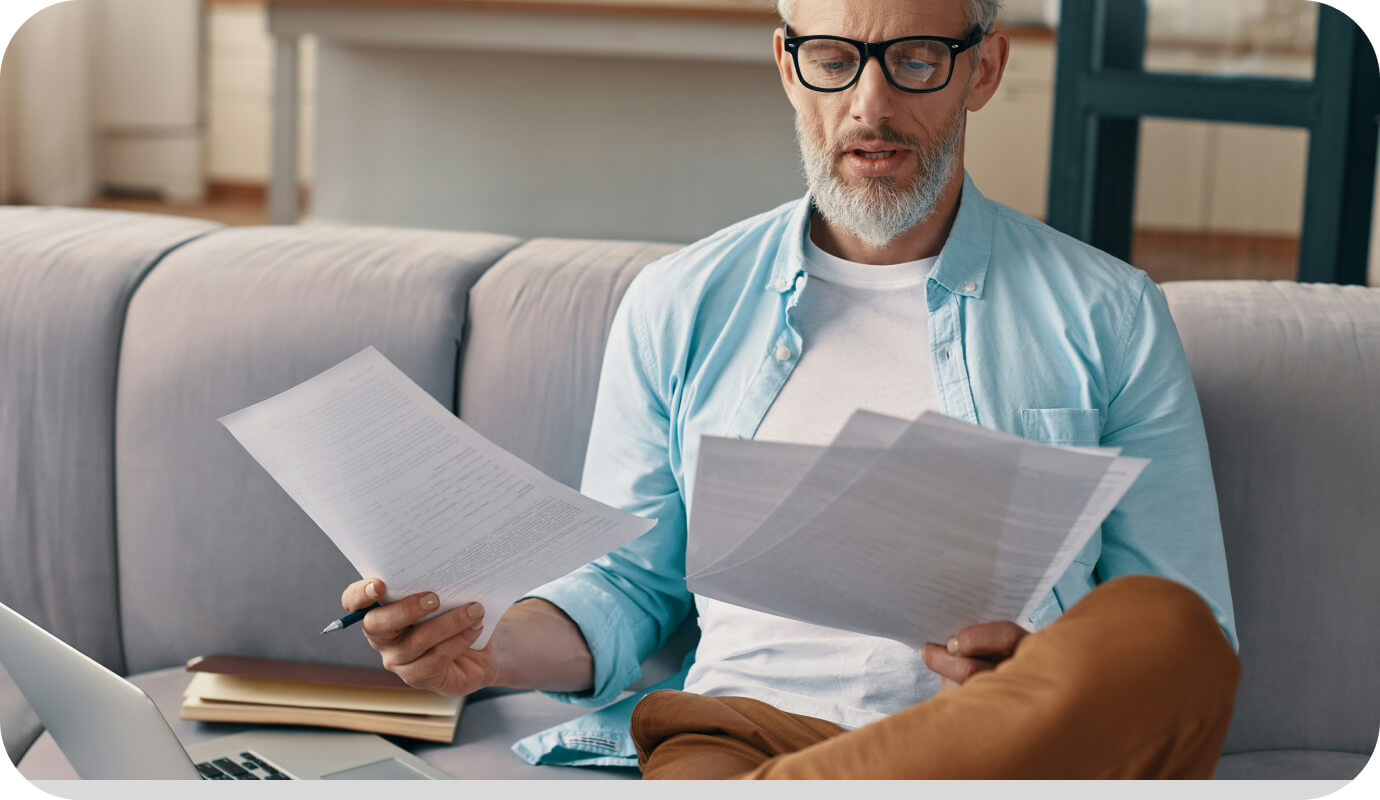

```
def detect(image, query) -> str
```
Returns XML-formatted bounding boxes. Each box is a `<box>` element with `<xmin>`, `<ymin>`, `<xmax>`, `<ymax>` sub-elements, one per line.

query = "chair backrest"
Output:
<box><xmin>1163</xmin><ymin>280</ymin><xmax>1380</xmax><ymax>757</ymax></box>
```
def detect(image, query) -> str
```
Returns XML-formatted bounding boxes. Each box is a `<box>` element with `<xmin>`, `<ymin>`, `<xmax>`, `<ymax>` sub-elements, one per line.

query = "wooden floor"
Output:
<box><xmin>87</xmin><ymin>191</ymin><xmax>1300</xmax><ymax>284</ymax></box>
<box><xmin>1131</xmin><ymin>229</ymin><xmax>1298</xmax><ymax>283</ymax></box>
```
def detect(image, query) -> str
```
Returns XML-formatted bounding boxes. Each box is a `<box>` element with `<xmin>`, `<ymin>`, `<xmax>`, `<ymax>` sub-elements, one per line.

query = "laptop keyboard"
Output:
<box><xmin>195</xmin><ymin>751</ymin><xmax>293</xmax><ymax>780</ymax></box>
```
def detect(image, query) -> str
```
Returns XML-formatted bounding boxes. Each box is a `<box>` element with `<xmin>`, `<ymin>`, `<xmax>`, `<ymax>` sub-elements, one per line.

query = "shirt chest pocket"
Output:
<box><xmin>1019</xmin><ymin>408</ymin><xmax>1103</xmax><ymax>447</ymax></box>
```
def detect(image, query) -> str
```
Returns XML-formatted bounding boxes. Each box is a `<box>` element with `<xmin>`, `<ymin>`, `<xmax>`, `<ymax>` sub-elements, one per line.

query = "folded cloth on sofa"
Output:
<box><xmin>511</xmin><ymin>661</ymin><xmax>690</xmax><ymax>769</ymax></box>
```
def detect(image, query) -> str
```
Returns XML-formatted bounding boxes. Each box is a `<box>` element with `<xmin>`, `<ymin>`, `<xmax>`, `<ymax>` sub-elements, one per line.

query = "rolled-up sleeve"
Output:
<box><xmin>524</xmin><ymin>276</ymin><xmax>694</xmax><ymax>707</ymax></box>
<box><xmin>1098</xmin><ymin>274</ymin><xmax>1238</xmax><ymax>649</ymax></box>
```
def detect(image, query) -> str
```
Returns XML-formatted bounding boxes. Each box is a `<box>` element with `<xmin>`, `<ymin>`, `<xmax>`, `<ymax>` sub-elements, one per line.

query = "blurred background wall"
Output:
<box><xmin>0</xmin><ymin>0</ymin><xmax>95</xmax><ymax>207</ymax></box>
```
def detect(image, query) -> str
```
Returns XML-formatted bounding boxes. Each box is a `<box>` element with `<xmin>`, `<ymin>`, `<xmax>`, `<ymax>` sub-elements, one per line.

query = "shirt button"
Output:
<box><xmin>775</xmin><ymin>346</ymin><xmax>792</xmax><ymax>361</ymax></box>
<box><xmin>795</xmin><ymin>276</ymin><xmax>806</xmax><ymax>291</ymax></box>
<box><xmin>964</xmin><ymin>282</ymin><xmax>976</xmax><ymax>293</ymax></box>
<box><xmin>774</xmin><ymin>279</ymin><xmax>789</xmax><ymax>290</ymax></box>
<box><xmin>938</xmin><ymin>348</ymin><xmax>950</xmax><ymax>362</ymax></box>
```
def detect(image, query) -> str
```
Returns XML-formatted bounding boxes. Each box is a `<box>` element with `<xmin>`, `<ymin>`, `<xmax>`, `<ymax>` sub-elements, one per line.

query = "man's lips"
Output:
<box><xmin>840</xmin><ymin>139</ymin><xmax>910</xmax><ymax>157</ymax></box>
<box><xmin>839</xmin><ymin>141</ymin><xmax>911</xmax><ymax>177</ymax></box>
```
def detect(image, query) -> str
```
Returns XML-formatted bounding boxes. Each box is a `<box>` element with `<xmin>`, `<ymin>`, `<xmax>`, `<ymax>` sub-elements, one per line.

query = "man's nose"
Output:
<box><xmin>848</xmin><ymin>56</ymin><xmax>895</xmax><ymax>127</ymax></box>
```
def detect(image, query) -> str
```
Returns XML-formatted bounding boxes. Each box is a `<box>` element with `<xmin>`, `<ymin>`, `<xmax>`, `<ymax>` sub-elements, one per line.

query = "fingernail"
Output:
<box><xmin>365</xmin><ymin>582</ymin><xmax>379</xmax><ymax>599</ymax></box>
<box><xmin>468</xmin><ymin>604</ymin><xmax>484</xmax><ymax>620</ymax></box>
<box><xmin>947</xmin><ymin>637</ymin><xmax>959</xmax><ymax>655</ymax></box>
<box><xmin>421</xmin><ymin>593</ymin><xmax>439</xmax><ymax>609</ymax></box>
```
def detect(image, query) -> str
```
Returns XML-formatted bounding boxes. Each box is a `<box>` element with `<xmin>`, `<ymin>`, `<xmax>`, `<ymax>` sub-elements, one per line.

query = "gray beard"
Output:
<box><xmin>797</xmin><ymin>109</ymin><xmax>964</xmax><ymax>250</ymax></box>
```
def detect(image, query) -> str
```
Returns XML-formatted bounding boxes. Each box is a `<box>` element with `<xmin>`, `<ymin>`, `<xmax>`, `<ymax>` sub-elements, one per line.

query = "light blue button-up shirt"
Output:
<box><xmin>526</xmin><ymin>172</ymin><xmax>1237</xmax><ymax>715</ymax></box>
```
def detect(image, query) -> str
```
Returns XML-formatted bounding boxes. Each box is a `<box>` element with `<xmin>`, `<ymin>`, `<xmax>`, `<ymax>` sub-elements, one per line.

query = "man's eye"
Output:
<box><xmin>812</xmin><ymin>59</ymin><xmax>857</xmax><ymax>73</ymax></box>
<box><xmin>899</xmin><ymin>61</ymin><xmax>937</xmax><ymax>76</ymax></box>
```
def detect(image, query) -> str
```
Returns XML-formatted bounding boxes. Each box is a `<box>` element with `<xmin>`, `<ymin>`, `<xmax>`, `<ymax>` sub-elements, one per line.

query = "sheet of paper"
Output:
<box><xmin>687</xmin><ymin>412</ymin><xmax>1144</xmax><ymax>647</ymax></box>
<box><xmin>219</xmin><ymin>347</ymin><xmax>654</xmax><ymax>648</ymax></box>
<box><xmin>692</xmin><ymin>410</ymin><xmax>914</xmax><ymax>577</ymax></box>
<box><xmin>686</xmin><ymin>438</ymin><xmax>824</xmax><ymax>577</ymax></box>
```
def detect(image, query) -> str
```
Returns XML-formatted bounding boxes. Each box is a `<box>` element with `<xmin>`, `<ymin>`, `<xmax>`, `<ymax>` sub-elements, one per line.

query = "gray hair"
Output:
<box><xmin>776</xmin><ymin>1</ymin><xmax>1003</xmax><ymax>35</ymax></box>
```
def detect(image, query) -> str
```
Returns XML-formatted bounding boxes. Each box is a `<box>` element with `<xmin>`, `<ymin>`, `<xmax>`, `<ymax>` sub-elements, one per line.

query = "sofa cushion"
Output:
<box><xmin>460</xmin><ymin>238</ymin><xmax>681</xmax><ymax>491</ymax></box>
<box><xmin>1163</xmin><ymin>281</ymin><xmax>1380</xmax><ymax>760</ymax></box>
<box><xmin>113</xmin><ymin>224</ymin><xmax>519</xmax><ymax>674</ymax></box>
<box><xmin>1213</xmin><ymin>749</ymin><xmax>1371</xmax><ymax>780</ymax></box>
<box><xmin>0</xmin><ymin>207</ymin><xmax>219</xmax><ymax>677</ymax></box>
<box><xmin>16</xmin><ymin>666</ymin><xmax>634</xmax><ymax>780</ymax></box>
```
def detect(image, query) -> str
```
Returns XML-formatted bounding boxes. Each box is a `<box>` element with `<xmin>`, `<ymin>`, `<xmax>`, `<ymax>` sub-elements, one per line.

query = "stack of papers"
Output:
<box><xmin>686</xmin><ymin>410</ymin><xmax>1147</xmax><ymax>647</ymax></box>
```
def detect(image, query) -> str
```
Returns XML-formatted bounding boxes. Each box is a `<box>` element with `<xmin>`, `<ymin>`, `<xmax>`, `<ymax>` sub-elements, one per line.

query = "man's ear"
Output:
<box><xmin>965</xmin><ymin>30</ymin><xmax>1010</xmax><ymax>113</ymax></box>
<box><xmin>774</xmin><ymin>26</ymin><xmax>803</xmax><ymax>112</ymax></box>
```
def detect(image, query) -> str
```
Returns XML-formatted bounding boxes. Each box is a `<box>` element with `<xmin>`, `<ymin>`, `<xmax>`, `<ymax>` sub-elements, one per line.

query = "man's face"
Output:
<box><xmin>777</xmin><ymin>0</ymin><xmax>983</xmax><ymax>248</ymax></box>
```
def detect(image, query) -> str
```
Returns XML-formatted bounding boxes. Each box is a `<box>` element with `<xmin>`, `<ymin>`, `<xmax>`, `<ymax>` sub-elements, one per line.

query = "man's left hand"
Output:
<box><xmin>921</xmin><ymin>621</ymin><xmax>1029</xmax><ymax>691</ymax></box>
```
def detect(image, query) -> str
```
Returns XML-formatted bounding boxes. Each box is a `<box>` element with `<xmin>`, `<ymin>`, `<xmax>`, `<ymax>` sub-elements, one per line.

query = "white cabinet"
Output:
<box><xmin>1135</xmin><ymin>120</ymin><xmax>1215</xmax><ymax>230</ymax></box>
<box><xmin>1137</xmin><ymin>45</ymin><xmax>1311</xmax><ymax>235</ymax></box>
<box><xmin>965</xmin><ymin>37</ymin><xmax>1056</xmax><ymax>219</ymax></box>
<box><xmin>90</xmin><ymin>0</ymin><xmax>205</xmax><ymax>202</ymax></box>
<box><xmin>966</xmin><ymin>80</ymin><xmax>1054</xmax><ymax>219</ymax></box>
<box><xmin>207</xmin><ymin>3</ymin><xmax>316</xmax><ymax>184</ymax></box>
<box><xmin>1206</xmin><ymin>123</ymin><xmax>1309</xmax><ymax>234</ymax></box>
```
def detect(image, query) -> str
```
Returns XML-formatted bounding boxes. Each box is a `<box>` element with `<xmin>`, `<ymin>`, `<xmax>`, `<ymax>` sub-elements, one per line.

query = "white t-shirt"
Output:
<box><xmin>683</xmin><ymin>234</ymin><xmax>946</xmax><ymax>730</ymax></box>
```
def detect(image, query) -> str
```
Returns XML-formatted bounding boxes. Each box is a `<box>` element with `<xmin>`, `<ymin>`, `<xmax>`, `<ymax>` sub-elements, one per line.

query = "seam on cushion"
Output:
<box><xmin>453</xmin><ymin>238</ymin><xmax>525</xmax><ymax>419</ymax></box>
<box><xmin>110</xmin><ymin>226</ymin><xmax>221</xmax><ymax>676</ymax></box>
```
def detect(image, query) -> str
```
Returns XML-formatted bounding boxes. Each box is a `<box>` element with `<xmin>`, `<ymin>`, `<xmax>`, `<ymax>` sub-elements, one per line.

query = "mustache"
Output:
<box><xmin>832</xmin><ymin>126</ymin><xmax>927</xmax><ymax>152</ymax></box>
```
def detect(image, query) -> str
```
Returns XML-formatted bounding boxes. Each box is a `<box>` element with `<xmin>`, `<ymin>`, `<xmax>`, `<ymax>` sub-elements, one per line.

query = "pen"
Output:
<box><xmin>320</xmin><ymin>602</ymin><xmax>380</xmax><ymax>635</ymax></box>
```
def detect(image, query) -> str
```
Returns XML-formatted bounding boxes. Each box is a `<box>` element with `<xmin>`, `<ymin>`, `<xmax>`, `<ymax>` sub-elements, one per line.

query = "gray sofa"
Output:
<box><xmin>0</xmin><ymin>206</ymin><xmax>1375</xmax><ymax>780</ymax></box>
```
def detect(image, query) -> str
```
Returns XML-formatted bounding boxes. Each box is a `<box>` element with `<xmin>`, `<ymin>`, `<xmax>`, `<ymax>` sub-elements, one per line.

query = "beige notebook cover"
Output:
<box><xmin>180</xmin><ymin>697</ymin><xmax>459</xmax><ymax>743</ymax></box>
<box><xmin>184</xmin><ymin>672</ymin><xmax>461</xmax><ymax>717</ymax></box>
<box><xmin>180</xmin><ymin>654</ymin><xmax>462</xmax><ymax>743</ymax></box>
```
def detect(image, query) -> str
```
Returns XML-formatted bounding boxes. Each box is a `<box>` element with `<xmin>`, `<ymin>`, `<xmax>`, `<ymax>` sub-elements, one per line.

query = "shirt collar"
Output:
<box><xmin>766</xmin><ymin>170</ymin><xmax>993</xmax><ymax>299</ymax></box>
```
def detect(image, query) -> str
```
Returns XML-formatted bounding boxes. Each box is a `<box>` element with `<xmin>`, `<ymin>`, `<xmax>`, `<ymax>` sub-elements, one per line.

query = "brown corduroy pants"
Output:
<box><xmin>631</xmin><ymin>575</ymin><xmax>1241</xmax><ymax>779</ymax></box>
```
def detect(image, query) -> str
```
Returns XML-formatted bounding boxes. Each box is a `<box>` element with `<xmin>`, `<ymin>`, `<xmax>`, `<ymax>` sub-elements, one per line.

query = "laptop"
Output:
<box><xmin>0</xmin><ymin>601</ymin><xmax>451</xmax><ymax>780</ymax></box>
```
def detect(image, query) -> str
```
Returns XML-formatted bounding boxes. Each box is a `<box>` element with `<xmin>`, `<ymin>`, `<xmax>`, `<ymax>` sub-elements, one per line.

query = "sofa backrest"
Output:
<box><xmin>1163</xmin><ymin>281</ymin><xmax>1380</xmax><ymax>758</ymax></box>
<box><xmin>111</xmin><ymin>224</ymin><xmax>518</xmax><ymax>674</ymax></box>
<box><xmin>5</xmin><ymin>206</ymin><xmax>1376</xmax><ymax>761</ymax></box>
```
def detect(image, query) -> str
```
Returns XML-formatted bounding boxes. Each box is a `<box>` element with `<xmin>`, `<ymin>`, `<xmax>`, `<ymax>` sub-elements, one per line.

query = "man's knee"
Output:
<box><xmin>1070</xmin><ymin>576</ymin><xmax>1240</xmax><ymax>709</ymax></box>
<box><xmin>1088</xmin><ymin>575</ymin><xmax>1230</xmax><ymax>646</ymax></box>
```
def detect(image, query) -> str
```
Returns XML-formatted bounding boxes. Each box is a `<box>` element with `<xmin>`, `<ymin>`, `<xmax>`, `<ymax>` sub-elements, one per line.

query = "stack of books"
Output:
<box><xmin>180</xmin><ymin>654</ymin><xmax>463</xmax><ymax>743</ymax></box>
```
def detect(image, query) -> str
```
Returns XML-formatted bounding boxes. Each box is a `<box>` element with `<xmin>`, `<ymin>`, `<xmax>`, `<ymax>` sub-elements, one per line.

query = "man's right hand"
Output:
<box><xmin>340</xmin><ymin>578</ymin><xmax>490</xmax><ymax>697</ymax></box>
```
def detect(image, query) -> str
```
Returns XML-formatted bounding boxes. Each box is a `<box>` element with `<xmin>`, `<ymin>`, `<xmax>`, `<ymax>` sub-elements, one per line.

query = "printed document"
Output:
<box><xmin>686</xmin><ymin>411</ymin><xmax>1146</xmax><ymax>647</ymax></box>
<box><xmin>219</xmin><ymin>347</ymin><xmax>654</xmax><ymax>648</ymax></box>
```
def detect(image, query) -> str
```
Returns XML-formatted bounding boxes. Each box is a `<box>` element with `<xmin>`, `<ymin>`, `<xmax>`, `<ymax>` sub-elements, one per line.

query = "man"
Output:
<box><xmin>340</xmin><ymin>0</ymin><xmax>1240</xmax><ymax>779</ymax></box>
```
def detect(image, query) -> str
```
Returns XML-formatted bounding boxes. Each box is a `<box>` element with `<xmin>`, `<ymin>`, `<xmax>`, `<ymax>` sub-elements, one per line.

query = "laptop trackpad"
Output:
<box><xmin>321</xmin><ymin>758</ymin><xmax>431</xmax><ymax>780</ymax></box>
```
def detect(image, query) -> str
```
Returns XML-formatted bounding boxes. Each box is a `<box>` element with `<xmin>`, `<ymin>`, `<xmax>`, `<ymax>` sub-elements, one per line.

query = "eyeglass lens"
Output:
<box><xmin>796</xmin><ymin>39</ymin><xmax>953</xmax><ymax>91</ymax></box>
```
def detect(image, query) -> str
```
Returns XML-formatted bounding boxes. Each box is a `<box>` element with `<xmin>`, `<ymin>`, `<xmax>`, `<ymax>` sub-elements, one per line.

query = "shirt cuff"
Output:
<box><xmin>523</xmin><ymin>573</ymin><xmax>646</xmax><ymax>708</ymax></box>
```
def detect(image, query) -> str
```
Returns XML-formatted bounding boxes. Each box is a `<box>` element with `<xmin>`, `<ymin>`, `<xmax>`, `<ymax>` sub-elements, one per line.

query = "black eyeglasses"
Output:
<box><xmin>783</xmin><ymin>24</ymin><xmax>985</xmax><ymax>94</ymax></box>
